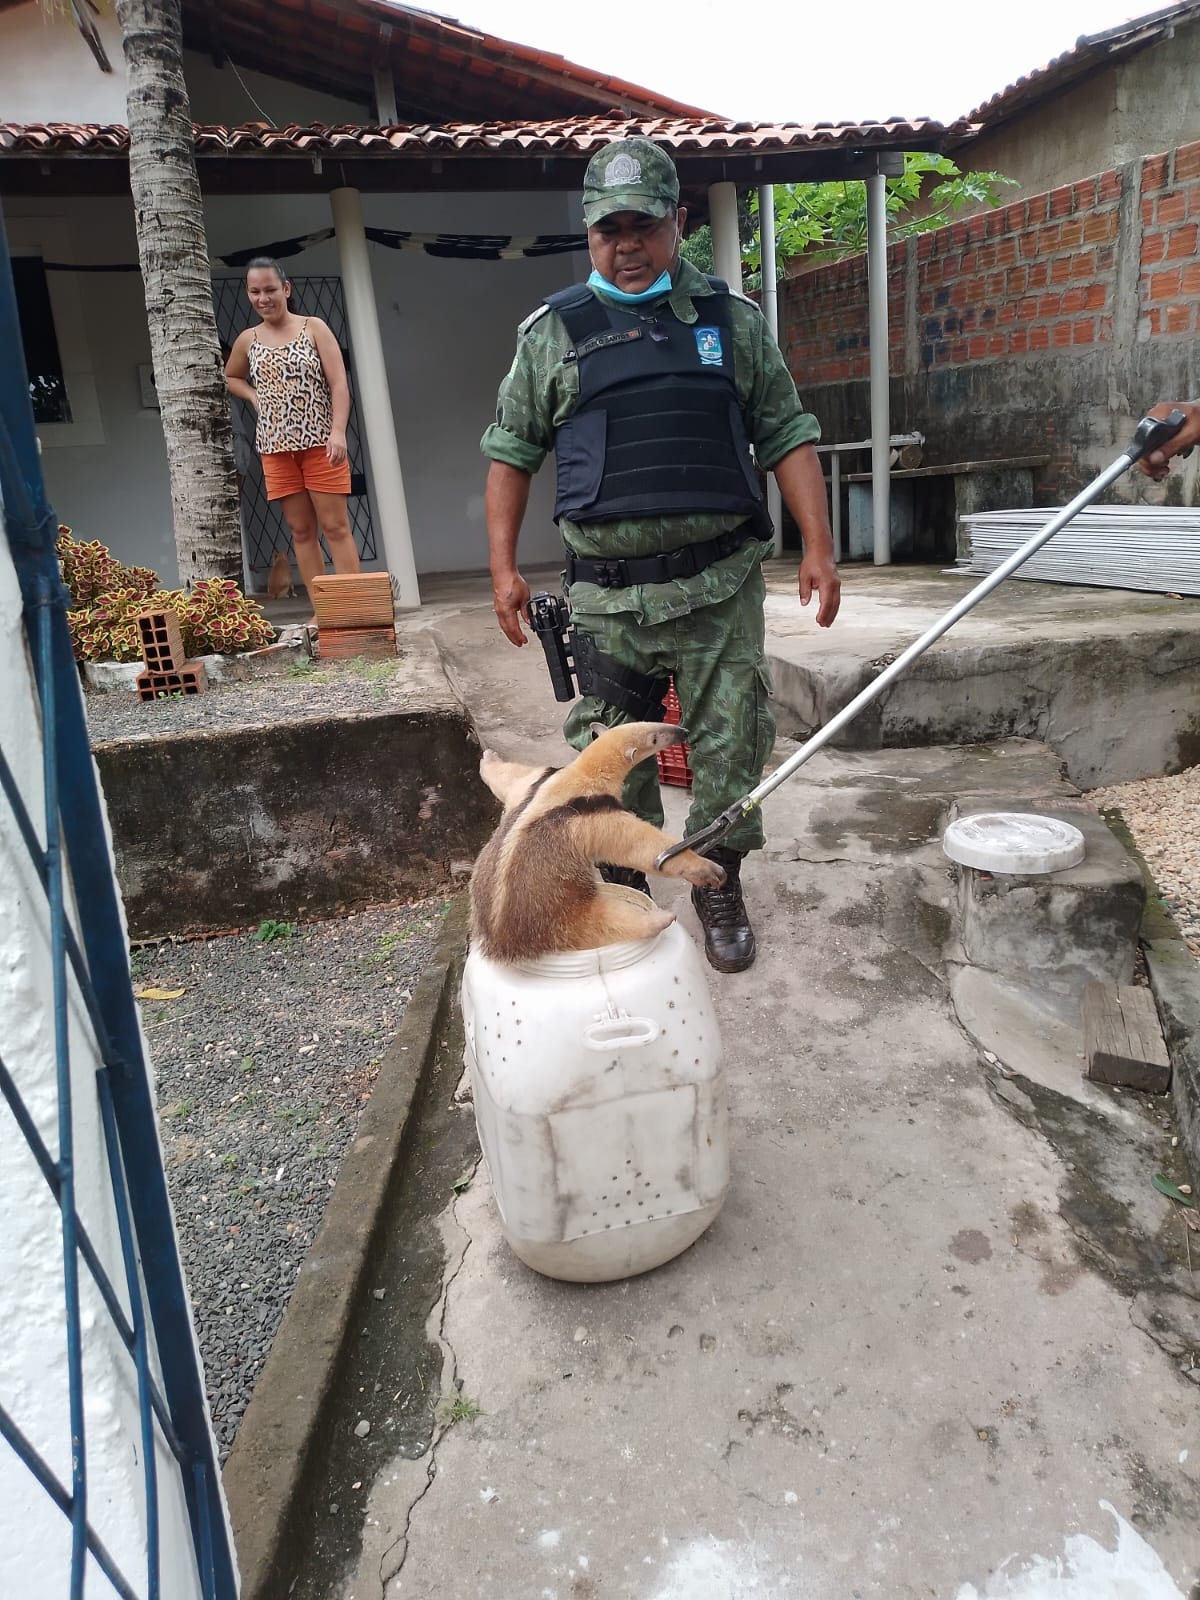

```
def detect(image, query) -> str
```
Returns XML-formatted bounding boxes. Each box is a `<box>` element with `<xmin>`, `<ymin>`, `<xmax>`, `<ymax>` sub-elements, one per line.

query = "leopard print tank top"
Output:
<box><xmin>248</xmin><ymin>320</ymin><xmax>334</xmax><ymax>453</ymax></box>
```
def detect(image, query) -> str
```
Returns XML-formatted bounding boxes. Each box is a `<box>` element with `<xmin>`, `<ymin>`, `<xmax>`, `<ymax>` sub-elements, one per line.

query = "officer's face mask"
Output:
<box><xmin>587</xmin><ymin>267</ymin><xmax>674</xmax><ymax>305</ymax></box>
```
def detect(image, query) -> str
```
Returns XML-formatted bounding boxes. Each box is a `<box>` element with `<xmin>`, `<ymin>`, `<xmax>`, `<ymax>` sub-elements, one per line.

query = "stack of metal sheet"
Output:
<box><xmin>956</xmin><ymin>506</ymin><xmax>1200</xmax><ymax>595</ymax></box>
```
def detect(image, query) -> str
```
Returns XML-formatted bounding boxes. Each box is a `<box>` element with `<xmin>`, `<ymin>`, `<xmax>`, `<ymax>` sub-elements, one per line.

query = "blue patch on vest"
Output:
<box><xmin>695</xmin><ymin>326</ymin><xmax>723</xmax><ymax>365</ymax></box>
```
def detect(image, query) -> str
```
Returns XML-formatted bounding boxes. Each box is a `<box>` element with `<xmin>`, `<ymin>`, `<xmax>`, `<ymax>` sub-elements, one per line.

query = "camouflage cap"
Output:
<box><xmin>582</xmin><ymin>137</ymin><xmax>680</xmax><ymax>226</ymax></box>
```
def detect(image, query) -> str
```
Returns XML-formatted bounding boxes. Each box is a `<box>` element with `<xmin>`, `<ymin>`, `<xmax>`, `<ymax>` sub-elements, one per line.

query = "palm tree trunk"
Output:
<box><xmin>114</xmin><ymin>0</ymin><xmax>242</xmax><ymax>585</ymax></box>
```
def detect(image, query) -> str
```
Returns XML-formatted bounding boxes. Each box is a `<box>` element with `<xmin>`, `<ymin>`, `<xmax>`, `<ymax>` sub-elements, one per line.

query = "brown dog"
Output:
<box><xmin>470</xmin><ymin>721</ymin><xmax>725</xmax><ymax>962</ymax></box>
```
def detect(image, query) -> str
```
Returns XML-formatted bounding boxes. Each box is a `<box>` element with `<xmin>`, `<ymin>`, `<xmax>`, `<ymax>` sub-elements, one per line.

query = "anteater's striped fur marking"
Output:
<box><xmin>469</xmin><ymin>721</ymin><xmax>727</xmax><ymax>962</ymax></box>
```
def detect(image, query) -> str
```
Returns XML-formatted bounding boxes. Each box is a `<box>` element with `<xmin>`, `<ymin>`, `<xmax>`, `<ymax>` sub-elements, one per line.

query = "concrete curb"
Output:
<box><xmin>1102</xmin><ymin>812</ymin><xmax>1200</xmax><ymax>1183</ymax></box>
<box><xmin>221</xmin><ymin>895</ymin><xmax>469</xmax><ymax>1600</ymax></box>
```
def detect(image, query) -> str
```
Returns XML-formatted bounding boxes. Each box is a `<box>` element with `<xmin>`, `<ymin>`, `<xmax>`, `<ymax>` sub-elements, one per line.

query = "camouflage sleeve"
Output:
<box><xmin>479</xmin><ymin>308</ymin><xmax>567</xmax><ymax>474</ymax></box>
<box><xmin>735</xmin><ymin>297</ymin><xmax>821</xmax><ymax>470</ymax></box>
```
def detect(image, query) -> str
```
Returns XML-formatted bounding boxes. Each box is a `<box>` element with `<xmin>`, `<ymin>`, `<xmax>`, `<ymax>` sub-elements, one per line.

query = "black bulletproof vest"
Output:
<box><xmin>547</xmin><ymin>278</ymin><xmax>766</xmax><ymax>526</ymax></box>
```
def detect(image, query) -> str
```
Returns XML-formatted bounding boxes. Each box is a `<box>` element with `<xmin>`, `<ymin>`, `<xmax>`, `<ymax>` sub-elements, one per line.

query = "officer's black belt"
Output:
<box><xmin>570</xmin><ymin>628</ymin><xmax>670</xmax><ymax>721</ymax></box>
<box><xmin>564</xmin><ymin>519</ymin><xmax>765</xmax><ymax>591</ymax></box>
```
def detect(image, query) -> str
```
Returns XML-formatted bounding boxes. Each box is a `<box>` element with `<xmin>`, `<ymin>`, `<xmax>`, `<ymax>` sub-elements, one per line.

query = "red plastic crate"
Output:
<box><xmin>656</xmin><ymin>678</ymin><xmax>693</xmax><ymax>789</ymax></box>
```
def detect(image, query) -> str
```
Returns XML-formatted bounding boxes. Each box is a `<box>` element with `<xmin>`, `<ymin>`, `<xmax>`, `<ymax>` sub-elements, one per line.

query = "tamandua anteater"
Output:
<box><xmin>470</xmin><ymin>721</ymin><xmax>726</xmax><ymax>962</ymax></box>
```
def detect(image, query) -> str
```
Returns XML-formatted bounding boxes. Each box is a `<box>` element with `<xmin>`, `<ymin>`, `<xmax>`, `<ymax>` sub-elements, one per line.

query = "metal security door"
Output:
<box><xmin>213</xmin><ymin>273</ymin><xmax>376</xmax><ymax>590</ymax></box>
<box><xmin>1</xmin><ymin>221</ymin><xmax>237</xmax><ymax>1600</ymax></box>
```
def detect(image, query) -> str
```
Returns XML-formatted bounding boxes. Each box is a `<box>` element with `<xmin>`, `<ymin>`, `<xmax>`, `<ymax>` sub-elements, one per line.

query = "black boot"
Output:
<box><xmin>599</xmin><ymin>863</ymin><xmax>652</xmax><ymax>898</ymax></box>
<box><xmin>691</xmin><ymin>847</ymin><xmax>755</xmax><ymax>972</ymax></box>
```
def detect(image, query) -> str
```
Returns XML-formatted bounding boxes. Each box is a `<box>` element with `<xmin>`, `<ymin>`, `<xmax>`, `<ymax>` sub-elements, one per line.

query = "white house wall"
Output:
<box><xmin>210</xmin><ymin>185</ymin><xmax>584</xmax><ymax>577</ymax></box>
<box><xmin>3</xmin><ymin>31</ymin><xmax>589</xmax><ymax>583</ymax></box>
<box><xmin>3</xmin><ymin>195</ymin><xmax>178</xmax><ymax>583</ymax></box>
<box><xmin>182</xmin><ymin>50</ymin><xmax>370</xmax><ymax>124</ymax></box>
<box><xmin>0</xmin><ymin>503</ymin><xmax>216</xmax><ymax>1598</ymax></box>
<box><xmin>0</xmin><ymin>11</ymin><xmax>366</xmax><ymax>127</ymax></box>
<box><xmin>0</xmin><ymin>3</ymin><xmax>126</xmax><ymax>123</ymax></box>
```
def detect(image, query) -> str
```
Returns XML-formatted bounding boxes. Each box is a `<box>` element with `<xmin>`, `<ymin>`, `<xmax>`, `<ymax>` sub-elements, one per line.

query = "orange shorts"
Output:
<box><xmin>261</xmin><ymin>445</ymin><xmax>351</xmax><ymax>501</ymax></box>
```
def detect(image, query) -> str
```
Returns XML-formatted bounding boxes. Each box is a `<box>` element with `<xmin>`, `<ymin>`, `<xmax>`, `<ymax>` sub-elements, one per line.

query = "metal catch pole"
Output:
<box><xmin>655</xmin><ymin>410</ymin><xmax>1190</xmax><ymax>866</ymax></box>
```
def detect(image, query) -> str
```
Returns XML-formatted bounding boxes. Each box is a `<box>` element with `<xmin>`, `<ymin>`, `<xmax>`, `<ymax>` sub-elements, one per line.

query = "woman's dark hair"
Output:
<box><xmin>244</xmin><ymin>256</ymin><xmax>289</xmax><ymax>287</ymax></box>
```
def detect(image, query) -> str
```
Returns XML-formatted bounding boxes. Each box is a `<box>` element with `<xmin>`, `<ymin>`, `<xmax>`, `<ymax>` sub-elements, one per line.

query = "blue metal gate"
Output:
<box><xmin>0</xmin><ymin>221</ymin><xmax>238</xmax><ymax>1597</ymax></box>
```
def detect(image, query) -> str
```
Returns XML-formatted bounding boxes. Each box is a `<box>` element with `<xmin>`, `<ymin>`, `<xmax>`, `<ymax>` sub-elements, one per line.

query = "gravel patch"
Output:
<box><xmin>1091</xmin><ymin>765</ymin><xmax>1200</xmax><ymax>956</ymax></box>
<box><xmin>135</xmin><ymin>894</ymin><xmax>453</xmax><ymax>1458</ymax></box>
<box><xmin>85</xmin><ymin>656</ymin><xmax>427</xmax><ymax>744</ymax></box>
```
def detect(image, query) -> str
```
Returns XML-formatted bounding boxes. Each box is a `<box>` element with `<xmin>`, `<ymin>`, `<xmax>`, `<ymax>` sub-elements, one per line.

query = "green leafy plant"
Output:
<box><xmin>57</xmin><ymin>529</ymin><xmax>157</xmax><ymax>608</ymax></box>
<box><xmin>682</xmin><ymin>154</ymin><xmax>1018</xmax><ymax>288</ymax></box>
<box><xmin>276</xmin><ymin>1103</ymin><xmax>320</xmax><ymax>1127</ymax></box>
<box><xmin>253</xmin><ymin>919</ymin><xmax>294</xmax><ymax>943</ymax></box>
<box><xmin>168</xmin><ymin>578</ymin><xmax>276</xmax><ymax>658</ymax></box>
<box><xmin>57</xmin><ymin>526</ymin><xmax>276</xmax><ymax>663</ymax></box>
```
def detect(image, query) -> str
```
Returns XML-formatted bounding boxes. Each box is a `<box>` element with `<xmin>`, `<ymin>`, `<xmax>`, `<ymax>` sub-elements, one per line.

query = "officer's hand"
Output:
<box><xmin>493</xmin><ymin>570</ymin><xmax>532</xmax><ymax>647</ymax></box>
<box><xmin>1138</xmin><ymin>401</ymin><xmax>1200</xmax><ymax>480</ymax></box>
<box><xmin>799</xmin><ymin>553</ymin><xmax>841</xmax><ymax>628</ymax></box>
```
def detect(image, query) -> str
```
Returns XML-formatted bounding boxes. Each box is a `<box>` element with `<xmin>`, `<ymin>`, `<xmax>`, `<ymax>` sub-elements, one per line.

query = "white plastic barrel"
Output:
<box><xmin>461</xmin><ymin>886</ymin><xmax>728</xmax><ymax>1283</ymax></box>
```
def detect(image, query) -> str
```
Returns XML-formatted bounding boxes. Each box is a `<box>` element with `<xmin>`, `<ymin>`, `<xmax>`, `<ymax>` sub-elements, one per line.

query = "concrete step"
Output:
<box><xmin>766</xmin><ymin>621</ymin><xmax>1200</xmax><ymax>790</ymax></box>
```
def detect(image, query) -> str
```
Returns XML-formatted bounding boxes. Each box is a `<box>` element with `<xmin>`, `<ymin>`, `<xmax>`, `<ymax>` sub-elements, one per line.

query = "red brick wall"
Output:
<box><xmin>1140</xmin><ymin>144</ymin><xmax>1200</xmax><ymax>338</ymax></box>
<box><xmin>781</xmin><ymin>139</ymin><xmax>1200</xmax><ymax>390</ymax></box>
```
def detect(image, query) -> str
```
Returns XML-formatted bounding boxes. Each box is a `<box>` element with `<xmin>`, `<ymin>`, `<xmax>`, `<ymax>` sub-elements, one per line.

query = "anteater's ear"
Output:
<box><xmin>589</xmin><ymin>721</ymin><xmax>607</xmax><ymax>741</ymax></box>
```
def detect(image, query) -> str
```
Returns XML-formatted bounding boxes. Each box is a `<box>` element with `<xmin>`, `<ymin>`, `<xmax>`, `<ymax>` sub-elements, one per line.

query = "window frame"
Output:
<box><xmin>8</xmin><ymin>217</ymin><xmax>106</xmax><ymax>449</ymax></box>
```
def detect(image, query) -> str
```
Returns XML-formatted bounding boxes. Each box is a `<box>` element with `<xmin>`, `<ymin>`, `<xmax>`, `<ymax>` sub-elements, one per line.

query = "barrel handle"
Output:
<box><xmin>583</xmin><ymin>1014</ymin><xmax>660</xmax><ymax>1050</ymax></box>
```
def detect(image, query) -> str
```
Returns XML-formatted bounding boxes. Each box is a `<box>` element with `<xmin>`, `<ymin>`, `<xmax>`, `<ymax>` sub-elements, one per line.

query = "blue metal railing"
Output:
<box><xmin>0</xmin><ymin>216</ymin><xmax>237</xmax><ymax>1597</ymax></box>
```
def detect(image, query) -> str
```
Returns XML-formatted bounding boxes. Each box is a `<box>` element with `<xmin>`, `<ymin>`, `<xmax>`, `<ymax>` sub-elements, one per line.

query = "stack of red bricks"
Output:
<box><xmin>135</xmin><ymin>610</ymin><xmax>206</xmax><ymax>701</ymax></box>
<box><xmin>311</xmin><ymin>573</ymin><xmax>397</xmax><ymax>658</ymax></box>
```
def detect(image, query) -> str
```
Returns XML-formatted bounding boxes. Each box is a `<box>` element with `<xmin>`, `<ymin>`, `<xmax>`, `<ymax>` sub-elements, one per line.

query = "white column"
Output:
<box><xmin>866</xmin><ymin>172</ymin><xmax>891</xmax><ymax>566</ymax></box>
<box><xmin>330</xmin><ymin>186</ymin><xmax>421</xmax><ymax>608</ymax></box>
<box><xmin>708</xmin><ymin>182</ymin><xmax>741</xmax><ymax>288</ymax></box>
<box><xmin>757</xmin><ymin>182</ymin><xmax>784</xmax><ymax>557</ymax></box>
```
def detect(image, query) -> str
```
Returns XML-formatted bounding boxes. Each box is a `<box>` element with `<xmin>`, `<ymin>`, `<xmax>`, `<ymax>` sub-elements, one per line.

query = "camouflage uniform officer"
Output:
<box><xmin>481</xmin><ymin>137</ymin><xmax>840</xmax><ymax>973</ymax></box>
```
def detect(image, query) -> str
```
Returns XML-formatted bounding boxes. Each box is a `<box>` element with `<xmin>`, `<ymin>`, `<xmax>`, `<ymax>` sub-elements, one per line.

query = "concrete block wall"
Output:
<box><xmin>782</xmin><ymin>140</ymin><xmax>1200</xmax><ymax>505</ymax></box>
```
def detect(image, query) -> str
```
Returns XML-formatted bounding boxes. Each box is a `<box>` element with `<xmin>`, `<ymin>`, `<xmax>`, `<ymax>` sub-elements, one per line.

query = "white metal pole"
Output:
<box><xmin>758</xmin><ymin>183</ymin><xmax>778</xmax><ymax>336</ymax></box>
<box><xmin>329</xmin><ymin>186</ymin><xmax>421</xmax><ymax>609</ymax></box>
<box><xmin>656</xmin><ymin>443</ymin><xmax>1144</xmax><ymax>868</ymax></box>
<box><xmin>866</xmin><ymin>172</ymin><xmax>891</xmax><ymax>566</ymax></box>
<box><xmin>708</xmin><ymin>182</ymin><xmax>742</xmax><ymax>288</ymax></box>
<box><xmin>757</xmin><ymin>182</ymin><xmax>785</xmax><ymax>558</ymax></box>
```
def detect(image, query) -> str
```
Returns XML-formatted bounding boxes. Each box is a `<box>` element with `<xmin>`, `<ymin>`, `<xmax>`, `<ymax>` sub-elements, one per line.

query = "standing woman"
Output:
<box><xmin>225</xmin><ymin>257</ymin><xmax>361</xmax><ymax>610</ymax></box>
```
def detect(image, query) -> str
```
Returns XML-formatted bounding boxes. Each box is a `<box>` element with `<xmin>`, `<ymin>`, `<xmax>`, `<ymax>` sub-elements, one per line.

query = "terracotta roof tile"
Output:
<box><xmin>0</xmin><ymin>114</ymin><xmax>975</xmax><ymax>160</ymax></box>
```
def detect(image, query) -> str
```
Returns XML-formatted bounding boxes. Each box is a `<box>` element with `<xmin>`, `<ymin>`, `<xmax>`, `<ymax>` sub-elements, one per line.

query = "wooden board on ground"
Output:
<box><xmin>318</xmin><ymin>625</ymin><xmax>397</xmax><ymax>661</ymax></box>
<box><xmin>1082</xmin><ymin>981</ymin><xmax>1171</xmax><ymax>1093</ymax></box>
<box><xmin>310</xmin><ymin>573</ymin><xmax>394</xmax><ymax>629</ymax></box>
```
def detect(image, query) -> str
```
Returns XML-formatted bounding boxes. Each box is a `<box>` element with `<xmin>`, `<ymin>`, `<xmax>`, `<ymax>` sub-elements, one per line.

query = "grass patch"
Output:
<box><xmin>438</xmin><ymin>1394</ymin><xmax>482</xmax><ymax>1426</ymax></box>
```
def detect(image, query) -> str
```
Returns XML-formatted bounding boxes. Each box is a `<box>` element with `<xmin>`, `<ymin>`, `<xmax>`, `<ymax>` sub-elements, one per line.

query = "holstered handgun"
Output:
<box><xmin>527</xmin><ymin>590</ymin><xmax>670</xmax><ymax>721</ymax></box>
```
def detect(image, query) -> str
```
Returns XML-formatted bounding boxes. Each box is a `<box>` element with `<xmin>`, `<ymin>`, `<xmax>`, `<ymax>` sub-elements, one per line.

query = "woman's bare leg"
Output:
<box><xmin>277</xmin><ymin>490</ymin><xmax>326</xmax><ymax>615</ymax></box>
<box><xmin>310</xmin><ymin>491</ymin><xmax>361</xmax><ymax>575</ymax></box>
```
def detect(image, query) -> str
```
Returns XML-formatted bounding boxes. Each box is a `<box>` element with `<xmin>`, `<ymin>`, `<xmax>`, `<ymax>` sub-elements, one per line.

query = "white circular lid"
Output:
<box><xmin>942</xmin><ymin>812</ymin><xmax>1086</xmax><ymax>875</ymax></box>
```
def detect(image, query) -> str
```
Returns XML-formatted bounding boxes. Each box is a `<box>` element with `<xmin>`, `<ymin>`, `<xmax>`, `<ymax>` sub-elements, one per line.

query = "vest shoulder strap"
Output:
<box><xmin>546</xmin><ymin>283</ymin><xmax>610</xmax><ymax>344</ymax></box>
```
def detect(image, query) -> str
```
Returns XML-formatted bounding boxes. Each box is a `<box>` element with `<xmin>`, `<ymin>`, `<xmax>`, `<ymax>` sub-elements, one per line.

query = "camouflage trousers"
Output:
<box><xmin>563</xmin><ymin>569</ymin><xmax>774</xmax><ymax>853</ymax></box>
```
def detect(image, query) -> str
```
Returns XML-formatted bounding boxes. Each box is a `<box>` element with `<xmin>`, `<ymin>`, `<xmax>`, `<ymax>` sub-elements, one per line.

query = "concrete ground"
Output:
<box><xmin>325</xmin><ymin>565</ymin><xmax>1198</xmax><ymax>1599</ymax></box>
